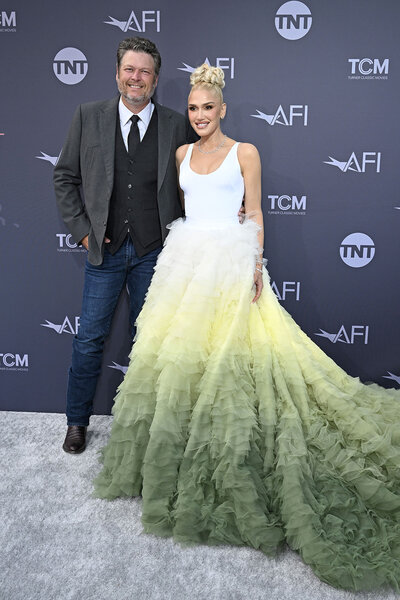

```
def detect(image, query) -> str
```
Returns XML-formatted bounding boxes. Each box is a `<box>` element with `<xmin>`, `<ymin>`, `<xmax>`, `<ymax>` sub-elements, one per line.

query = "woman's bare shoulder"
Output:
<box><xmin>176</xmin><ymin>143</ymin><xmax>190</xmax><ymax>165</ymax></box>
<box><xmin>237</xmin><ymin>142</ymin><xmax>260</xmax><ymax>160</ymax></box>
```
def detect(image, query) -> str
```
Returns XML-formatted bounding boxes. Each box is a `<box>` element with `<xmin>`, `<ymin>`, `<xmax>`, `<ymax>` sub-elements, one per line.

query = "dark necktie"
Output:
<box><xmin>128</xmin><ymin>114</ymin><xmax>140</xmax><ymax>156</ymax></box>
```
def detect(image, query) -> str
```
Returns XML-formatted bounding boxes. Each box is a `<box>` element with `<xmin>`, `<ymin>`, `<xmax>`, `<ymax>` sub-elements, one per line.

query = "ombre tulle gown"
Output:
<box><xmin>94</xmin><ymin>143</ymin><xmax>400</xmax><ymax>591</ymax></box>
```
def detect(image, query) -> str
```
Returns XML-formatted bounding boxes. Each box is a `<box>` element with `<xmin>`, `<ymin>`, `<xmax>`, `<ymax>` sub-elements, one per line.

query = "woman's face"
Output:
<box><xmin>188</xmin><ymin>86</ymin><xmax>226</xmax><ymax>137</ymax></box>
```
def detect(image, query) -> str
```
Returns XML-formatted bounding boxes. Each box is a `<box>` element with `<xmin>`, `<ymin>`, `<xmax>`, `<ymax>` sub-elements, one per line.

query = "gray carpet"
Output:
<box><xmin>1</xmin><ymin>411</ymin><xmax>397</xmax><ymax>600</ymax></box>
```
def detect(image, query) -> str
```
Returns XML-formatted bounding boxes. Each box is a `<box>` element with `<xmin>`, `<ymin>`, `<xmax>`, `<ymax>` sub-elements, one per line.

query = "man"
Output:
<box><xmin>54</xmin><ymin>37</ymin><xmax>196</xmax><ymax>454</ymax></box>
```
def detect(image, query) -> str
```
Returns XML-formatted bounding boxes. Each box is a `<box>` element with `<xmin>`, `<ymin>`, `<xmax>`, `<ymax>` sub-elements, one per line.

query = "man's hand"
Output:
<box><xmin>79</xmin><ymin>235</ymin><xmax>110</xmax><ymax>251</ymax></box>
<box><xmin>80</xmin><ymin>235</ymin><xmax>89</xmax><ymax>250</ymax></box>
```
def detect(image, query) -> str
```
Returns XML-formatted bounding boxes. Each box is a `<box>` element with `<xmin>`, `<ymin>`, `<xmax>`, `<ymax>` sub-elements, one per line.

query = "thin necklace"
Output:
<box><xmin>197</xmin><ymin>135</ymin><xmax>226</xmax><ymax>155</ymax></box>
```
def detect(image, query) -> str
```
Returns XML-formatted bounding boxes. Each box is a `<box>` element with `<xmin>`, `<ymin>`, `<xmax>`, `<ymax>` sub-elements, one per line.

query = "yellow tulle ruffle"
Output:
<box><xmin>94</xmin><ymin>218</ymin><xmax>400</xmax><ymax>592</ymax></box>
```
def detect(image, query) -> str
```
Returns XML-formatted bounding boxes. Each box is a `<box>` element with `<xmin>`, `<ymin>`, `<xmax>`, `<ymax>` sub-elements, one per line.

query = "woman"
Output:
<box><xmin>94</xmin><ymin>64</ymin><xmax>400</xmax><ymax>592</ymax></box>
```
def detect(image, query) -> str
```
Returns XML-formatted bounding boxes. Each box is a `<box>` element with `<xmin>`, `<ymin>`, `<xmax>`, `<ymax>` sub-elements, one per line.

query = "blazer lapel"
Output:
<box><xmin>99</xmin><ymin>97</ymin><xmax>119</xmax><ymax>193</ymax></box>
<box><xmin>156</xmin><ymin>103</ymin><xmax>173</xmax><ymax>193</ymax></box>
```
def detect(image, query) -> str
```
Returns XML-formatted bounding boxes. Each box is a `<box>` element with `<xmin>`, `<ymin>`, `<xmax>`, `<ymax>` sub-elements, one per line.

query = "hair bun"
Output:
<box><xmin>190</xmin><ymin>63</ymin><xmax>225</xmax><ymax>89</ymax></box>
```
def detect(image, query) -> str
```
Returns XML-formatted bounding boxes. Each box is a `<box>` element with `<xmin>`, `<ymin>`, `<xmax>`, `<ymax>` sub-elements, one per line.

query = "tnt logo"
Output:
<box><xmin>348</xmin><ymin>58</ymin><xmax>389</xmax><ymax>79</ymax></box>
<box><xmin>268</xmin><ymin>194</ymin><xmax>306</xmax><ymax>215</ymax></box>
<box><xmin>271</xmin><ymin>281</ymin><xmax>301</xmax><ymax>301</ymax></box>
<box><xmin>41</xmin><ymin>316</ymin><xmax>80</xmax><ymax>335</ymax></box>
<box><xmin>178</xmin><ymin>57</ymin><xmax>235</xmax><ymax>79</ymax></box>
<box><xmin>275</xmin><ymin>1</ymin><xmax>312</xmax><ymax>40</ymax></box>
<box><xmin>0</xmin><ymin>353</ymin><xmax>28</xmax><ymax>370</ymax></box>
<box><xmin>104</xmin><ymin>10</ymin><xmax>160</xmax><ymax>32</ymax></box>
<box><xmin>315</xmin><ymin>325</ymin><xmax>369</xmax><ymax>345</ymax></box>
<box><xmin>340</xmin><ymin>233</ymin><xmax>375</xmax><ymax>268</ymax></box>
<box><xmin>53</xmin><ymin>48</ymin><xmax>88</xmax><ymax>85</ymax></box>
<box><xmin>324</xmin><ymin>152</ymin><xmax>381</xmax><ymax>173</ymax></box>
<box><xmin>0</xmin><ymin>10</ymin><xmax>16</xmax><ymax>31</ymax></box>
<box><xmin>251</xmin><ymin>105</ymin><xmax>308</xmax><ymax>126</ymax></box>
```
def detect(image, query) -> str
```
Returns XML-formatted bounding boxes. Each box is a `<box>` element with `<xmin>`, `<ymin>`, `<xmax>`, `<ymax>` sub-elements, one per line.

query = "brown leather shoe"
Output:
<box><xmin>63</xmin><ymin>426</ymin><xmax>87</xmax><ymax>454</ymax></box>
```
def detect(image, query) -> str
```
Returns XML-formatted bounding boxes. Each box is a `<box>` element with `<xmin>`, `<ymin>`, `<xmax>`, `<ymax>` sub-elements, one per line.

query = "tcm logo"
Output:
<box><xmin>251</xmin><ymin>105</ymin><xmax>308</xmax><ymax>127</ymax></box>
<box><xmin>104</xmin><ymin>10</ymin><xmax>160</xmax><ymax>32</ymax></box>
<box><xmin>315</xmin><ymin>325</ymin><xmax>369</xmax><ymax>345</ymax></box>
<box><xmin>275</xmin><ymin>1</ymin><xmax>312</xmax><ymax>40</ymax></box>
<box><xmin>268</xmin><ymin>194</ymin><xmax>306</xmax><ymax>215</ymax></box>
<box><xmin>0</xmin><ymin>353</ymin><xmax>28</xmax><ymax>371</ymax></box>
<box><xmin>340</xmin><ymin>233</ymin><xmax>375</xmax><ymax>268</ymax></box>
<box><xmin>108</xmin><ymin>362</ymin><xmax>128</xmax><ymax>375</ymax></box>
<box><xmin>271</xmin><ymin>281</ymin><xmax>301</xmax><ymax>301</ymax></box>
<box><xmin>383</xmin><ymin>372</ymin><xmax>400</xmax><ymax>386</ymax></box>
<box><xmin>36</xmin><ymin>151</ymin><xmax>60</xmax><ymax>166</ymax></box>
<box><xmin>348</xmin><ymin>58</ymin><xmax>389</xmax><ymax>80</ymax></box>
<box><xmin>53</xmin><ymin>48</ymin><xmax>88</xmax><ymax>85</ymax></box>
<box><xmin>41</xmin><ymin>316</ymin><xmax>80</xmax><ymax>335</ymax></box>
<box><xmin>56</xmin><ymin>233</ymin><xmax>85</xmax><ymax>253</ymax></box>
<box><xmin>178</xmin><ymin>57</ymin><xmax>235</xmax><ymax>79</ymax></box>
<box><xmin>0</xmin><ymin>10</ymin><xmax>16</xmax><ymax>32</ymax></box>
<box><xmin>324</xmin><ymin>152</ymin><xmax>381</xmax><ymax>173</ymax></box>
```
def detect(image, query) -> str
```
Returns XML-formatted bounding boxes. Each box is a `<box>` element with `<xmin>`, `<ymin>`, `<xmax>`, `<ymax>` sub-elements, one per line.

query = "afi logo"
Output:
<box><xmin>268</xmin><ymin>194</ymin><xmax>306</xmax><ymax>214</ymax></box>
<box><xmin>271</xmin><ymin>281</ymin><xmax>301</xmax><ymax>301</ymax></box>
<box><xmin>251</xmin><ymin>105</ymin><xmax>308</xmax><ymax>126</ymax></box>
<box><xmin>0</xmin><ymin>10</ymin><xmax>16</xmax><ymax>30</ymax></box>
<box><xmin>108</xmin><ymin>362</ymin><xmax>128</xmax><ymax>375</ymax></box>
<box><xmin>0</xmin><ymin>353</ymin><xmax>28</xmax><ymax>369</ymax></box>
<box><xmin>178</xmin><ymin>57</ymin><xmax>235</xmax><ymax>79</ymax></box>
<box><xmin>348</xmin><ymin>58</ymin><xmax>389</xmax><ymax>76</ymax></box>
<box><xmin>53</xmin><ymin>48</ymin><xmax>88</xmax><ymax>85</ymax></box>
<box><xmin>383</xmin><ymin>372</ymin><xmax>400</xmax><ymax>386</ymax></box>
<box><xmin>275</xmin><ymin>1</ymin><xmax>312</xmax><ymax>40</ymax></box>
<box><xmin>104</xmin><ymin>10</ymin><xmax>160</xmax><ymax>32</ymax></box>
<box><xmin>340</xmin><ymin>233</ymin><xmax>375</xmax><ymax>268</ymax></box>
<box><xmin>41</xmin><ymin>316</ymin><xmax>80</xmax><ymax>335</ymax></box>
<box><xmin>324</xmin><ymin>152</ymin><xmax>381</xmax><ymax>173</ymax></box>
<box><xmin>315</xmin><ymin>325</ymin><xmax>369</xmax><ymax>345</ymax></box>
<box><xmin>36</xmin><ymin>151</ymin><xmax>60</xmax><ymax>166</ymax></box>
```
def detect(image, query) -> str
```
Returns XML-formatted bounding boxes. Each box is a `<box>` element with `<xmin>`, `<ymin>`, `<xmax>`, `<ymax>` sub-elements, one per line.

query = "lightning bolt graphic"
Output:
<box><xmin>178</xmin><ymin>58</ymin><xmax>211</xmax><ymax>73</ymax></box>
<box><xmin>314</xmin><ymin>329</ymin><xmax>347</xmax><ymax>344</ymax></box>
<box><xmin>383</xmin><ymin>372</ymin><xmax>400</xmax><ymax>385</ymax></box>
<box><xmin>108</xmin><ymin>362</ymin><xmax>128</xmax><ymax>375</ymax></box>
<box><xmin>104</xmin><ymin>12</ymin><xmax>139</xmax><ymax>32</ymax></box>
<box><xmin>323</xmin><ymin>157</ymin><xmax>348</xmax><ymax>172</ymax></box>
<box><xmin>250</xmin><ymin>110</ymin><xmax>275</xmax><ymax>125</ymax></box>
<box><xmin>41</xmin><ymin>320</ymin><xmax>63</xmax><ymax>334</ymax></box>
<box><xmin>36</xmin><ymin>152</ymin><xmax>60</xmax><ymax>166</ymax></box>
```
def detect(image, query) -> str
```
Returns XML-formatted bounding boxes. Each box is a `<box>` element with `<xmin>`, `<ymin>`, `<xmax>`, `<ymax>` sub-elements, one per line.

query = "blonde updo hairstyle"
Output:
<box><xmin>189</xmin><ymin>63</ymin><xmax>225</xmax><ymax>104</ymax></box>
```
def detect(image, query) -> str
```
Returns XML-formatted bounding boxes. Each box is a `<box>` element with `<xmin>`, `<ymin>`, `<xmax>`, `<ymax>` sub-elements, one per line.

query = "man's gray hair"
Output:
<box><xmin>116</xmin><ymin>37</ymin><xmax>161</xmax><ymax>76</ymax></box>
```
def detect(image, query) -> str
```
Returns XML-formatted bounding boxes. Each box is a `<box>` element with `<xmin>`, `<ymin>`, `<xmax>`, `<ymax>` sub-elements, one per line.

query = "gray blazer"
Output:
<box><xmin>54</xmin><ymin>97</ymin><xmax>193</xmax><ymax>265</ymax></box>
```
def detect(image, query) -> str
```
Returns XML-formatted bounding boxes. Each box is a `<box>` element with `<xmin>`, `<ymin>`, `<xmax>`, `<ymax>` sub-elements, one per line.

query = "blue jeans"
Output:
<box><xmin>66</xmin><ymin>238</ymin><xmax>161</xmax><ymax>426</ymax></box>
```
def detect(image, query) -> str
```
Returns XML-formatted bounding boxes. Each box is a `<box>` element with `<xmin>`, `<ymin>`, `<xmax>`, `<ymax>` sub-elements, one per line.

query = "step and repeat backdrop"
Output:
<box><xmin>1</xmin><ymin>0</ymin><xmax>399</xmax><ymax>415</ymax></box>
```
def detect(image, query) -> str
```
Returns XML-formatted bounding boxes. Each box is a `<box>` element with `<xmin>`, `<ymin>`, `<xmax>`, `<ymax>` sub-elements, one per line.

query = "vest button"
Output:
<box><xmin>128</xmin><ymin>184</ymin><xmax>132</xmax><ymax>189</ymax></box>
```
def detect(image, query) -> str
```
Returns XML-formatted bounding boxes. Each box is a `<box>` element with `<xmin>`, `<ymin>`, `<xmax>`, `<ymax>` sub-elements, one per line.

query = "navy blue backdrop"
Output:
<box><xmin>1</xmin><ymin>0</ymin><xmax>399</xmax><ymax>414</ymax></box>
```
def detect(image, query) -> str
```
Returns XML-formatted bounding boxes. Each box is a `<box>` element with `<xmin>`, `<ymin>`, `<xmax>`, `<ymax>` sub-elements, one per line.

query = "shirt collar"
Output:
<box><xmin>118</xmin><ymin>98</ymin><xmax>153</xmax><ymax>127</ymax></box>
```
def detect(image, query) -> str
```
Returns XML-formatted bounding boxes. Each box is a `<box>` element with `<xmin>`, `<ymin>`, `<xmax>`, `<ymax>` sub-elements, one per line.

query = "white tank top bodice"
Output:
<box><xmin>179</xmin><ymin>142</ymin><xmax>244</xmax><ymax>226</ymax></box>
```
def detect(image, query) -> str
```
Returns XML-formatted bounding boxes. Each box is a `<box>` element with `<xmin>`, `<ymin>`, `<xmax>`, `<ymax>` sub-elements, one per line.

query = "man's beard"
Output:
<box><xmin>118</xmin><ymin>82</ymin><xmax>156</xmax><ymax>107</ymax></box>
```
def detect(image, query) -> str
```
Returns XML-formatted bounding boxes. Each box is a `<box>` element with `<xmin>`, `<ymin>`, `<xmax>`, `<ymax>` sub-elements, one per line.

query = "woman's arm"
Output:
<box><xmin>238</xmin><ymin>143</ymin><xmax>264</xmax><ymax>303</ymax></box>
<box><xmin>175</xmin><ymin>144</ymin><xmax>189</xmax><ymax>210</ymax></box>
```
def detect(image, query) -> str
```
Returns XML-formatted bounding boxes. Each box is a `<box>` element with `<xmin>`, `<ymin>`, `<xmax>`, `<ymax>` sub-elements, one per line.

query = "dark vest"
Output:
<box><xmin>106</xmin><ymin>108</ymin><xmax>161</xmax><ymax>257</ymax></box>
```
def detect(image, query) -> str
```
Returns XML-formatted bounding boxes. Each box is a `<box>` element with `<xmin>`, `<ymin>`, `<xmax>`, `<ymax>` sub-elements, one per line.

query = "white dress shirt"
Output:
<box><xmin>118</xmin><ymin>98</ymin><xmax>155</xmax><ymax>151</ymax></box>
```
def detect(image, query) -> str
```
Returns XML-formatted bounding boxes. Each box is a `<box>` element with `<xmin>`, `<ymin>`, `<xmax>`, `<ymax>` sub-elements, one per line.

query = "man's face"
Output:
<box><xmin>116</xmin><ymin>50</ymin><xmax>158</xmax><ymax>111</ymax></box>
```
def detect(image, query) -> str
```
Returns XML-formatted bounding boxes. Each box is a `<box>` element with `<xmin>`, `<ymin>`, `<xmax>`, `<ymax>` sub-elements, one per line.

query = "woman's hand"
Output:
<box><xmin>252</xmin><ymin>269</ymin><xmax>263</xmax><ymax>303</ymax></box>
